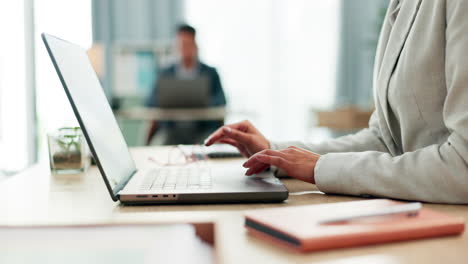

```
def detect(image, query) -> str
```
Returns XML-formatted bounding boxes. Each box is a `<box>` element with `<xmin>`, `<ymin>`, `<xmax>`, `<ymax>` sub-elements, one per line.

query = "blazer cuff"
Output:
<box><xmin>314</xmin><ymin>153</ymin><xmax>347</xmax><ymax>193</ymax></box>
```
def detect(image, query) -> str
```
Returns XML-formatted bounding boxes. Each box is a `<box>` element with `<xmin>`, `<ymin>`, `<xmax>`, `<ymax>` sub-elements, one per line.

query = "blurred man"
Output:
<box><xmin>146</xmin><ymin>24</ymin><xmax>226</xmax><ymax>145</ymax></box>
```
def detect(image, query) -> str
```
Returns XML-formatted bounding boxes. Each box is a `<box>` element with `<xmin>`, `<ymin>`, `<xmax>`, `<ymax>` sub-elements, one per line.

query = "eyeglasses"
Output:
<box><xmin>148</xmin><ymin>144</ymin><xmax>208</xmax><ymax>166</ymax></box>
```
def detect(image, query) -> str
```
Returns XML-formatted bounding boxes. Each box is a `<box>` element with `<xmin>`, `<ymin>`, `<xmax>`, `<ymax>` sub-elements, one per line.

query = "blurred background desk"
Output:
<box><xmin>116</xmin><ymin>106</ymin><xmax>226</xmax><ymax>121</ymax></box>
<box><xmin>115</xmin><ymin>107</ymin><xmax>226</xmax><ymax>146</ymax></box>
<box><xmin>1</xmin><ymin>146</ymin><xmax>467</xmax><ymax>264</ymax></box>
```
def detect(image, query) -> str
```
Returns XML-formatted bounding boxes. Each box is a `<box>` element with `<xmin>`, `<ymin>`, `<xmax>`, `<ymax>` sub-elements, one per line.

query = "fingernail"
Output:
<box><xmin>203</xmin><ymin>138</ymin><xmax>210</xmax><ymax>145</ymax></box>
<box><xmin>223</xmin><ymin>127</ymin><xmax>232</xmax><ymax>133</ymax></box>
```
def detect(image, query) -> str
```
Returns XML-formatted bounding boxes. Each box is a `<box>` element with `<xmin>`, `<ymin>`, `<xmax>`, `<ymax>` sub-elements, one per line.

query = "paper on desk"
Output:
<box><xmin>0</xmin><ymin>224</ymin><xmax>213</xmax><ymax>264</ymax></box>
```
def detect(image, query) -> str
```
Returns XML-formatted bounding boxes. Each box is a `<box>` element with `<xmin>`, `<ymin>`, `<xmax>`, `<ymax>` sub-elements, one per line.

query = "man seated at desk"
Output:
<box><xmin>146</xmin><ymin>24</ymin><xmax>226</xmax><ymax>145</ymax></box>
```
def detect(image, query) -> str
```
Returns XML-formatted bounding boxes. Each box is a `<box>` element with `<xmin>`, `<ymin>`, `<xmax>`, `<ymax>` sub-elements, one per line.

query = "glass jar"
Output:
<box><xmin>47</xmin><ymin>127</ymin><xmax>90</xmax><ymax>174</ymax></box>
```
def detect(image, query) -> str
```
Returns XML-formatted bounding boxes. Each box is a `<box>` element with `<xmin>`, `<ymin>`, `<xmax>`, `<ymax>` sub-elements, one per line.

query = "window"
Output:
<box><xmin>0</xmin><ymin>0</ymin><xmax>92</xmax><ymax>171</ymax></box>
<box><xmin>0</xmin><ymin>0</ymin><xmax>34</xmax><ymax>172</ymax></box>
<box><xmin>34</xmin><ymin>0</ymin><xmax>93</xmax><ymax>160</ymax></box>
<box><xmin>185</xmin><ymin>0</ymin><xmax>339</xmax><ymax>141</ymax></box>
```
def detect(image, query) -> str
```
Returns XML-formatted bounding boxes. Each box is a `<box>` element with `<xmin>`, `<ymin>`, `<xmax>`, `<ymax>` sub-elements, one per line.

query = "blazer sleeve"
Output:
<box><xmin>210</xmin><ymin>68</ymin><xmax>227</xmax><ymax>106</ymax></box>
<box><xmin>309</xmin><ymin>1</ymin><xmax>468</xmax><ymax>204</ymax></box>
<box><xmin>271</xmin><ymin>111</ymin><xmax>390</xmax><ymax>154</ymax></box>
<box><xmin>146</xmin><ymin>81</ymin><xmax>158</xmax><ymax>107</ymax></box>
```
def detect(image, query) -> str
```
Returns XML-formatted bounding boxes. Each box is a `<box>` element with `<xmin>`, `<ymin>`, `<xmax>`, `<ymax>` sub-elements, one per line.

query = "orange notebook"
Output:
<box><xmin>244</xmin><ymin>199</ymin><xmax>465</xmax><ymax>252</ymax></box>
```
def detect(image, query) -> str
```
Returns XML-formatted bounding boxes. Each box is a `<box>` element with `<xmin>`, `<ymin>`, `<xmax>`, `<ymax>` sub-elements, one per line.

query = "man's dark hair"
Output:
<box><xmin>177</xmin><ymin>24</ymin><xmax>196</xmax><ymax>36</ymax></box>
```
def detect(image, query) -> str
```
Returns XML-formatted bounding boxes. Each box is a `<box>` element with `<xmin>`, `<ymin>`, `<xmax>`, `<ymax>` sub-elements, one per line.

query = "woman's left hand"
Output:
<box><xmin>242</xmin><ymin>146</ymin><xmax>320</xmax><ymax>184</ymax></box>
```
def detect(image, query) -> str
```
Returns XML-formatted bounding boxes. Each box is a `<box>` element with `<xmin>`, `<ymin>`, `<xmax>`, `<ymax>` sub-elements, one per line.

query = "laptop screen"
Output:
<box><xmin>42</xmin><ymin>33</ymin><xmax>136</xmax><ymax>201</ymax></box>
<box><xmin>157</xmin><ymin>77</ymin><xmax>210</xmax><ymax>108</ymax></box>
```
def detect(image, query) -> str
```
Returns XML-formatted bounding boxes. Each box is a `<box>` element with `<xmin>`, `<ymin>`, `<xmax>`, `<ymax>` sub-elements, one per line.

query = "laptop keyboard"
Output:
<box><xmin>140</xmin><ymin>167</ymin><xmax>212</xmax><ymax>191</ymax></box>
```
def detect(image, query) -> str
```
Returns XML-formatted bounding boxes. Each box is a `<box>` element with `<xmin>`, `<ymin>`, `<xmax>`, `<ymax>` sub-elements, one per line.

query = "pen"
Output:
<box><xmin>319</xmin><ymin>202</ymin><xmax>422</xmax><ymax>224</ymax></box>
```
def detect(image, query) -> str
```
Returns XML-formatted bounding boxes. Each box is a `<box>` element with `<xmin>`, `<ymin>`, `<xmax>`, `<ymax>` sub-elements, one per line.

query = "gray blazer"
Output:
<box><xmin>271</xmin><ymin>0</ymin><xmax>468</xmax><ymax>204</ymax></box>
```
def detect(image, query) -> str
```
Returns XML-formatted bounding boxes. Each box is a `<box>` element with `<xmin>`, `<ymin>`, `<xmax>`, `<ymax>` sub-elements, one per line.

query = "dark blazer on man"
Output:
<box><xmin>146</xmin><ymin>62</ymin><xmax>226</xmax><ymax>135</ymax></box>
<box><xmin>146</xmin><ymin>62</ymin><xmax>226</xmax><ymax>108</ymax></box>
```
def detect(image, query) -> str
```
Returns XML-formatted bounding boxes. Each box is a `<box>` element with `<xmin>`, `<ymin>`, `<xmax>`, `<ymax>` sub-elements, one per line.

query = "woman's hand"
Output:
<box><xmin>242</xmin><ymin>146</ymin><xmax>320</xmax><ymax>184</ymax></box>
<box><xmin>204</xmin><ymin>120</ymin><xmax>270</xmax><ymax>157</ymax></box>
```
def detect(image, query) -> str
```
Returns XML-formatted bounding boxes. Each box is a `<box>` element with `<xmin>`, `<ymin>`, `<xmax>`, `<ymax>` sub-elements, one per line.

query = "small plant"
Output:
<box><xmin>48</xmin><ymin>127</ymin><xmax>90</xmax><ymax>174</ymax></box>
<box><xmin>56</xmin><ymin>127</ymin><xmax>82</xmax><ymax>153</ymax></box>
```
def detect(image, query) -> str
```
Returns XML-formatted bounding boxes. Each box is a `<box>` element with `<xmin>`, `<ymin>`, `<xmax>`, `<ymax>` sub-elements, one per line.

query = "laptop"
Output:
<box><xmin>157</xmin><ymin>77</ymin><xmax>210</xmax><ymax>108</ymax></box>
<box><xmin>42</xmin><ymin>33</ymin><xmax>288</xmax><ymax>204</ymax></box>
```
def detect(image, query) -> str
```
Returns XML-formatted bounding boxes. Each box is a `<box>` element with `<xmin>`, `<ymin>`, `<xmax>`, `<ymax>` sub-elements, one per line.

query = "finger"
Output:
<box><xmin>218</xmin><ymin>138</ymin><xmax>242</xmax><ymax>151</ymax></box>
<box><xmin>243</xmin><ymin>149</ymin><xmax>288</xmax><ymax>168</ymax></box>
<box><xmin>242</xmin><ymin>154</ymin><xmax>268</xmax><ymax>172</ymax></box>
<box><xmin>244</xmin><ymin>158</ymin><xmax>269</xmax><ymax>175</ymax></box>
<box><xmin>245</xmin><ymin>163</ymin><xmax>270</xmax><ymax>176</ymax></box>
<box><xmin>254</xmin><ymin>154</ymin><xmax>290</xmax><ymax>171</ymax></box>
<box><xmin>204</xmin><ymin>121</ymin><xmax>251</xmax><ymax>146</ymax></box>
<box><xmin>204</xmin><ymin>127</ymin><xmax>226</xmax><ymax>146</ymax></box>
<box><xmin>222</xmin><ymin>127</ymin><xmax>253</xmax><ymax>146</ymax></box>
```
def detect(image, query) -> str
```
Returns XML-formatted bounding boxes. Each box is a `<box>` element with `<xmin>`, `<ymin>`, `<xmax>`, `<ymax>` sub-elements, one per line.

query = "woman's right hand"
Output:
<box><xmin>204</xmin><ymin>120</ymin><xmax>270</xmax><ymax>158</ymax></box>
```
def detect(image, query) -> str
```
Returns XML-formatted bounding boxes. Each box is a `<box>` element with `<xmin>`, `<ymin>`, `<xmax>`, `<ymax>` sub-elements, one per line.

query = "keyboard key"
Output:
<box><xmin>140</xmin><ymin>167</ymin><xmax>212</xmax><ymax>190</ymax></box>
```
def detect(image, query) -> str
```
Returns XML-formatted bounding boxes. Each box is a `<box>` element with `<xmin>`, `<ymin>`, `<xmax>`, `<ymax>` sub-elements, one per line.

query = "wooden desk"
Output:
<box><xmin>116</xmin><ymin>107</ymin><xmax>226</xmax><ymax>121</ymax></box>
<box><xmin>1</xmin><ymin>146</ymin><xmax>467</xmax><ymax>263</ymax></box>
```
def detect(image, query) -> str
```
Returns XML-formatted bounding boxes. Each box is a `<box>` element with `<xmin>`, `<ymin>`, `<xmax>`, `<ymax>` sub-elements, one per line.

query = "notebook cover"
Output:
<box><xmin>244</xmin><ymin>199</ymin><xmax>465</xmax><ymax>252</ymax></box>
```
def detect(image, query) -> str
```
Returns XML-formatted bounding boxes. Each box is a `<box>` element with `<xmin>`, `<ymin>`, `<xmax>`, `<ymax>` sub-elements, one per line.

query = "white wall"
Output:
<box><xmin>185</xmin><ymin>0</ymin><xmax>339</xmax><ymax>141</ymax></box>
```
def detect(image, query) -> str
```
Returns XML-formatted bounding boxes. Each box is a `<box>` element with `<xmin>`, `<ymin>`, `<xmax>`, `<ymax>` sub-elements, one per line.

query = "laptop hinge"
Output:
<box><xmin>115</xmin><ymin>169</ymin><xmax>138</xmax><ymax>197</ymax></box>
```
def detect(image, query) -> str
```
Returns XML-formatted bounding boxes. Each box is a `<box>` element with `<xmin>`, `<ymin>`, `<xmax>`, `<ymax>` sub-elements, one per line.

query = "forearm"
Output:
<box><xmin>271</xmin><ymin>127</ymin><xmax>389</xmax><ymax>155</ymax></box>
<box><xmin>315</xmin><ymin>134</ymin><xmax>468</xmax><ymax>204</ymax></box>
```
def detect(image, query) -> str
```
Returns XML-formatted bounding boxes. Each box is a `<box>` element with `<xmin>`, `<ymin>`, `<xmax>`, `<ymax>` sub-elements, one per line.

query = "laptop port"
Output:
<box><xmin>136</xmin><ymin>195</ymin><xmax>148</xmax><ymax>198</ymax></box>
<box><xmin>152</xmin><ymin>195</ymin><xmax>158</xmax><ymax>198</ymax></box>
<box><xmin>163</xmin><ymin>194</ymin><xmax>168</xmax><ymax>198</ymax></box>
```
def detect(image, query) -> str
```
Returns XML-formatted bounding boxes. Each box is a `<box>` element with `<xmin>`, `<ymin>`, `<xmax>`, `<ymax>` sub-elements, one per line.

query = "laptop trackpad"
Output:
<box><xmin>210</xmin><ymin>163</ymin><xmax>285</xmax><ymax>192</ymax></box>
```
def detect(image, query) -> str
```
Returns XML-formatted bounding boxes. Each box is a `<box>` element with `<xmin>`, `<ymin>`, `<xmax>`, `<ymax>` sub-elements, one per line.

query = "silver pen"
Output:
<box><xmin>319</xmin><ymin>202</ymin><xmax>422</xmax><ymax>224</ymax></box>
